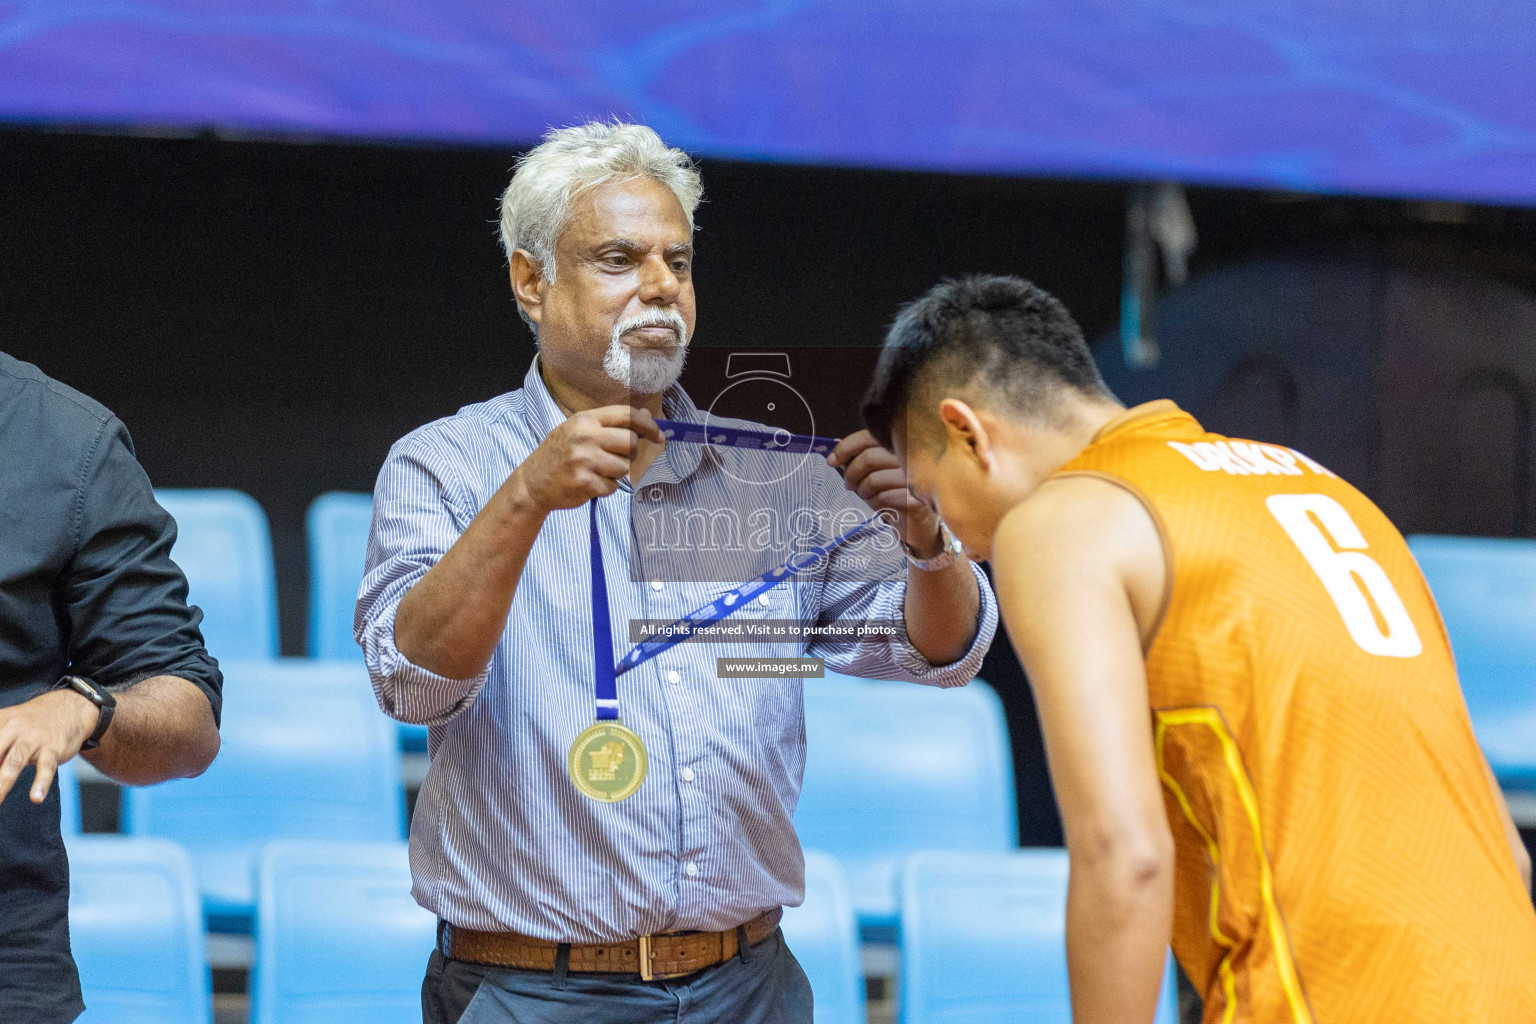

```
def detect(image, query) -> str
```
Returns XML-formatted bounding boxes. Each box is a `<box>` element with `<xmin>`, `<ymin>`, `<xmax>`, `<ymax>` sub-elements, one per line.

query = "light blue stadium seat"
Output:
<box><xmin>900</xmin><ymin>850</ymin><xmax>1178</xmax><ymax>1024</ymax></box>
<box><xmin>57</xmin><ymin>758</ymin><xmax>81</xmax><ymax>835</ymax></box>
<box><xmin>1408</xmin><ymin>534</ymin><xmax>1536</xmax><ymax>787</ymax></box>
<box><xmin>67</xmin><ymin>835</ymin><xmax>211</xmax><ymax>1024</ymax></box>
<box><xmin>250</xmin><ymin>841</ymin><xmax>435</xmax><ymax>1024</ymax></box>
<box><xmin>795</xmin><ymin>675</ymin><xmax>1016</xmax><ymax>934</ymax></box>
<box><xmin>307</xmin><ymin>492</ymin><xmax>373</xmax><ymax>662</ymax></box>
<box><xmin>307</xmin><ymin>491</ymin><xmax>429</xmax><ymax>753</ymax></box>
<box><xmin>781</xmin><ymin>851</ymin><xmax>864</xmax><ymax>1024</ymax></box>
<box><xmin>156</xmin><ymin>489</ymin><xmax>279</xmax><ymax>660</ymax></box>
<box><xmin>123</xmin><ymin>660</ymin><xmax>406</xmax><ymax>930</ymax></box>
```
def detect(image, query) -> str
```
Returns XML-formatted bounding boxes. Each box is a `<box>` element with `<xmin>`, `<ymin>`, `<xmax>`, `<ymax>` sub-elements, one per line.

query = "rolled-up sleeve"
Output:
<box><xmin>805</xmin><ymin>470</ymin><xmax>998</xmax><ymax>687</ymax></box>
<box><xmin>62</xmin><ymin>418</ymin><xmax>222</xmax><ymax>722</ymax></box>
<box><xmin>355</xmin><ymin>434</ymin><xmax>491</xmax><ymax>726</ymax></box>
<box><xmin>812</xmin><ymin>563</ymin><xmax>997</xmax><ymax>688</ymax></box>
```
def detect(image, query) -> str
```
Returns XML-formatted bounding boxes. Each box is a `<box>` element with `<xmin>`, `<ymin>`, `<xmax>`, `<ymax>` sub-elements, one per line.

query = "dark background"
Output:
<box><xmin>7</xmin><ymin>128</ymin><xmax>1536</xmax><ymax>845</ymax></box>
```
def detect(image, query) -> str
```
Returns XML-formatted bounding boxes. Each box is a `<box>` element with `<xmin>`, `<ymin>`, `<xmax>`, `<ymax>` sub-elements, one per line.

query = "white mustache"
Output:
<box><xmin>603</xmin><ymin>308</ymin><xmax>689</xmax><ymax>394</ymax></box>
<box><xmin>614</xmin><ymin>307</ymin><xmax>688</xmax><ymax>344</ymax></box>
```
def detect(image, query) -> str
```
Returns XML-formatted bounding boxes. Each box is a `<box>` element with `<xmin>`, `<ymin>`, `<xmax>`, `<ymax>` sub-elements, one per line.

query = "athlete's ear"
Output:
<box><xmin>938</xmin><ymin>399</ymin><xmax>994</xmax><ymax>473</ymax></box>
<box><xmin>509</xmin><ymin>249</ymin><xmax>547</xmax><ymax>328</ymax></box>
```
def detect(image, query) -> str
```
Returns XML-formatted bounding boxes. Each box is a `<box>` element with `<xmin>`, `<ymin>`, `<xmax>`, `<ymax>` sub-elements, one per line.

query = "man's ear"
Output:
<box><xmin>509</xmin><ymin>249</ymin><xmax>547</xmax><ymax>327</ymax></box>
<box><xmin>938</xmin><ymin>398</ymin><xmax>994</xmax><ymax>473</ymax></box>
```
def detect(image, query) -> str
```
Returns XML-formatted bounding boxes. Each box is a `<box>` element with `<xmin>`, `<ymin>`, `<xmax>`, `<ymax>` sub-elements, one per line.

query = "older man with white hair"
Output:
<box><xmin>357</xmin><ymin>121</ymin><xmax>997</xmax><ymax>1024</ymax></box>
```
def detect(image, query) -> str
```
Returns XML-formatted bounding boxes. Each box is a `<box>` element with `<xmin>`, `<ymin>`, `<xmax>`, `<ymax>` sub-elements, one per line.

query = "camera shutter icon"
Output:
<box><xmin>724</xmin><ymin>352</ymin><xmax>792</xmax><ymax>380</ymax></box>
<box><xmin>706</xmin><ymin>352</ymin><xmax>815</xmax><ymax>486</ymax></box>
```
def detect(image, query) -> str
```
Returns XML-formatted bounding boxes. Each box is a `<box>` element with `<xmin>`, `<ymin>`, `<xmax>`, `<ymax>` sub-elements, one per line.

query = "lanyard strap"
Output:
<box><xmin>590</xmin><ymin>498</ymin><xmax>891</xmax><ymax>705</ymax></box>
<box><xmin>589</xmin><ymin>499</ymin><xmax>619</xmax><ymax>721</ymax></box>
<box><xmin>615</xmin><ymin>512</ymin><xmax>887</xmax><ymax>677</ymax></box>
<box><xmin>654</xmin><ymin>418</ymin><xmax>840</xmax><ymax>456</ymax></box>
<box><xmin>589</xmin><ymin>417</ymin><xmax>885</xmax><ymax>716</ymax></box>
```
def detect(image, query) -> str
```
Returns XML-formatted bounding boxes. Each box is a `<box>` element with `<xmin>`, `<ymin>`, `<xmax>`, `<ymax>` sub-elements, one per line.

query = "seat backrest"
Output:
<box><xmin>780</xmin><ymin>851</ymin><xmax>864</xmax><ymax>1024</ymax></box>
<box><xmin>795</xmin><ymin>675</ymin><xmax>1016</xmax><ymax>922</ymax></box>
<box><xmin>1408</xmin><ymin>534</ymin><xmax>1536</xmax><ymax>670</ymax></box>
<box><xmin>155</xmin><ymin>489</ymin><xmax>279</xmax><ymax>660</ymax></box>
<box><xmin>251</xmin><ymin>840</ymin><xmax>435</xmax><ymax>1024</ymax></box>
<box><xmin>901</xmin><ymin>849</ymin><xmax>1072</xmax><ymax>1024</ymax></box>
<box><xmin>67</xmin><ymin>836</ymin><xmax>211</xmax><ymax>1024</ymax></box>
<box><xmin>57</xmin><ymin>758</ymin><xmax>81</xmax><ymax>835</ymax></box>
<box><xmin>307</xmin><ymin>492</ymin><xmax>374</xmax><ymax>661</ymax></box>
<box><xmin>123</xmin><ymin>660</ymin><xmax>405</xmax><ymax>917</ymax></box>
<box><xmin>900</xmin><ymin>850</ymin><xmax>1178</xmax><ymax>1024</ymax></box>
<box><xmin>306</xmin><ymin>491</ymin><xmax>430</xmax><ymax>752</ymax></box>
<box><xmin>1408</xmin><ymin>533</ymin><xmax>1536</xmax><ymax>784</ymax></box>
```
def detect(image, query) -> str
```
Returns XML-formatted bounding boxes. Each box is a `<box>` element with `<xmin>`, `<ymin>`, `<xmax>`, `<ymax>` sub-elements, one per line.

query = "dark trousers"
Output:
<box><xmin>0</xmin><ymin>766</ymin><xmax>82</xmax><ymax>1024</ymax></box>
<box><xmin>422</xmin><ymin>928</ymin><xmax>813</xmax><ymax>1024</ymax></box>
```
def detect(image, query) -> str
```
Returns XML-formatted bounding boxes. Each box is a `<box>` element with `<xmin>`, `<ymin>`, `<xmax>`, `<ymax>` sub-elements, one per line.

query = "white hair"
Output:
<box><xmin>499</xmin><ymin>121</ymin><xmax>703</xmax><ymax>284</ymax></box>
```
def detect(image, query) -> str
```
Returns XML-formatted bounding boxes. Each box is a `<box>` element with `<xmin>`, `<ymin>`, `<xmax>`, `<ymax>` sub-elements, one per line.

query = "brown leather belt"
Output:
<box><xmin>443</xmin><ymin>908</ymin><xmax>783</xmax><ymax>982</ymax></box>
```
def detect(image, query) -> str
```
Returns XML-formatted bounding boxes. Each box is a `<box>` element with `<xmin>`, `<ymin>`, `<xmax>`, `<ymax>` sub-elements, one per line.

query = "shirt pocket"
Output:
<box><xmin>703</xmin><ymin>582</ymin><xmax>805</xmax><ymax>759</ymax></box>
<box><xmin>694</xmin><ymin>580</ymin><xmax>798</xmax><ymax>664</ymax></box>
<box><xmin>706</xmin><ymin>580</ymin><xmax>796</xmax><ymax>625</ymax></box>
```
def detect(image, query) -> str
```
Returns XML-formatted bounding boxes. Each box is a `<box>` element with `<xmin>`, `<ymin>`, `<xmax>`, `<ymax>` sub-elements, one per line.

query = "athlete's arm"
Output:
<box><xmin>993</xmin><ymin>475</ymin><xmax>1174</xmax><ymax>1024</ymax></box>
<box><xmin>1483</xmin><ymin>756</ymin><xmax>1532</xmax><ymax>893</ymax></box>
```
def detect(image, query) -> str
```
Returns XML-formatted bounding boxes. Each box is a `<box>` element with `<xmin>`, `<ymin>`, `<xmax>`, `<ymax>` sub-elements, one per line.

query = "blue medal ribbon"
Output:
<box><xmin>654</xmin><ymin>418</ymin><xmax>839</xmax><ymax>457</ymax></box>
<box><xmin>615</xmin><ymin>512</ymin><xmax>886</xmax><ymax>676</ymax></box>
<box><xmin>589</xmin><ymin>499</ymin><xmax>887</xmax><ymax>705</ymax></box>
<box><xmin>589</xmin><ymin>499</ymin><xmax>620</xmax><ymax>721</ymax></box>
<box><xmin>586</xmin><ymin>416</ymin><xmax>891</xmax><ymax>720</ymax></box>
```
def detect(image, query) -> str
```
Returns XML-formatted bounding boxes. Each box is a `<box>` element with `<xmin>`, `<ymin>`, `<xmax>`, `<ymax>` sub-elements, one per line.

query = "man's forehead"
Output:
<box><xmin>564</xmin><ymin>178</ymin><xmax>691</xmax><ymax>247</ymax></box>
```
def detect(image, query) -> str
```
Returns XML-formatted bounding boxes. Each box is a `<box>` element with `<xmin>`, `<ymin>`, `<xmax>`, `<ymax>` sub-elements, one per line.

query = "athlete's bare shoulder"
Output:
<box><xmin>993</xmin><ymin>473</ymin><xmax>1169</xmax><ymax>649</ymax></box>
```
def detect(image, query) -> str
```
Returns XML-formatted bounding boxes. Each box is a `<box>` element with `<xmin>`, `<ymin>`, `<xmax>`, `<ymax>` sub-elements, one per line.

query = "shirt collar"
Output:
<box><xmin>519</xmin><ymin>354</ymin><xmax>706</xmax><ymax>488</ymax></box>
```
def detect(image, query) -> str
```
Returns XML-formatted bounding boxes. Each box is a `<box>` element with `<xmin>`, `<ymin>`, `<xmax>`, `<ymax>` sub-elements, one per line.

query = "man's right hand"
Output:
<box><xmin>508</xmin><ymin>405</ymin><xmax>665</xmax><ymax>512</ymax></box>
<box><xmin>394</xmin><ymin>404</ymin><xmax>665</xmax><ymax>686</ymax></box>
<box><xmin>0</xmin><ymin>688</ymin><xmax>98</xmax><ymax>805</ymax></box>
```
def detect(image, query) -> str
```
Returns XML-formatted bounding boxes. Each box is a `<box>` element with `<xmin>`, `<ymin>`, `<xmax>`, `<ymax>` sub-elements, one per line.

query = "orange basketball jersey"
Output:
<box><xmin>1056</xmin><ymin>400</ymin><xmax>1536</xmax><ymax>1023</ymax></box>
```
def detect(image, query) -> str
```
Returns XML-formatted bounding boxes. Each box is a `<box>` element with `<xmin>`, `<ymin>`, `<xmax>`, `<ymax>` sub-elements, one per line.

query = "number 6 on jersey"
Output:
<box><xmin>1266</xmin><ymin>493</ymin><xmax>1423</xmax><ymax>658</ymax></box>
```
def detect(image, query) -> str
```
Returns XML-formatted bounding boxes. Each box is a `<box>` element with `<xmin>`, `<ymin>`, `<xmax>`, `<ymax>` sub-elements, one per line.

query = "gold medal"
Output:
<box><xmin>568</xmin><ymin>720</ymin><xmax>648</xmax><ymax>802</ymax></box>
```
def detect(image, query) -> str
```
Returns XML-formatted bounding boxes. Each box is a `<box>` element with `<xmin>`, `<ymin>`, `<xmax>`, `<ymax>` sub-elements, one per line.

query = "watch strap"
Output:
<box><xmin>905</xmin><ymin>520</ymin><xmax>964</xmax><ymax>571</ymax></box>
<box><xmin>55</xmin><ymin>676</ymin><xmax>116</xmax><ymax>751</ymax></box>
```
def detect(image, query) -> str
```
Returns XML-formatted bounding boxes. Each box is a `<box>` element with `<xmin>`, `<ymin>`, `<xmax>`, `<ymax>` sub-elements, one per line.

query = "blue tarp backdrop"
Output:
<box><xmin>1</xmin><ymin>1</ymin><xmax>1532</xmax><ymax>204</ymax></box>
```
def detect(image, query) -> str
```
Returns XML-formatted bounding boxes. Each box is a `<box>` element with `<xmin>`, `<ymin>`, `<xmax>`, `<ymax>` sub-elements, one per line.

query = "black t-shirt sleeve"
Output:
<box><xmin>59</xmin><ymin>417</ymin><xmax>223</xmax><ymax>724</ymax></box>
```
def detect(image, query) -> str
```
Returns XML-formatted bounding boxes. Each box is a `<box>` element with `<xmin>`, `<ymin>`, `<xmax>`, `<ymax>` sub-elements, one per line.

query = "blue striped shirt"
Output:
<box><xmin>357</xmin><ymin>357</ymin><xmax>997</xmax><ymax>942</ymax></box>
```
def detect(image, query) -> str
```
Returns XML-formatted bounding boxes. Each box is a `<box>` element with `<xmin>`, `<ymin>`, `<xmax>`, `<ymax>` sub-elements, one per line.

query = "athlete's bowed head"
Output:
<box><xmin>862</xmin><ymin>275</ymin><xmax>1536</xmax><ymax>1024</ymax></box>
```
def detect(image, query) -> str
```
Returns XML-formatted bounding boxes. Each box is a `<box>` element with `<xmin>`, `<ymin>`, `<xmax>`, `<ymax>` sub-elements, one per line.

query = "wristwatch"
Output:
<box><xmin>54</xmin><ymin>675</ymin><xmax>116</xmax><ymax>751</ymax></box>
<box><xmin>904</xmin><ymin>519</ymin><xmax>965</xmax><ymax>572</ymax></box>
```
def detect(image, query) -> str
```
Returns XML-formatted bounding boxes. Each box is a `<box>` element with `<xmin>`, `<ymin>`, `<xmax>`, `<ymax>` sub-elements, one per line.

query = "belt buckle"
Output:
<box><xmin>638</xmin><ymin>933</ymin><xmax>693</xmax><ymax>982</ymax></box>
<box><xmin>638</xmin><ymin>933</ymin><xmax>655</xmax><ymax>982</ymax></box>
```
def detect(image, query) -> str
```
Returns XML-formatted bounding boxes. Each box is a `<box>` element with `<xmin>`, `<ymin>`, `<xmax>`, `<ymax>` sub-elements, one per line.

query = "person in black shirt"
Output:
<box><xmin>0</xmin><ymin>351</ymin><xmax>222</xmax><ymax>1023</ymax></box>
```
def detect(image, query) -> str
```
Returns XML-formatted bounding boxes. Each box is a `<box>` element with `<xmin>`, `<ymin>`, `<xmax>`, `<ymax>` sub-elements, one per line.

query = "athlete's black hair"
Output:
<box><xmin>861</xmin><ymin>274</ymin><xmax>1111</xmax><ymax>450</ymax></box>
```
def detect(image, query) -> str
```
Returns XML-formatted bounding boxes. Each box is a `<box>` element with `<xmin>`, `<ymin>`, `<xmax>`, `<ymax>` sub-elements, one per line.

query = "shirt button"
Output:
<box><xmin>667</xmin><ymin>670</ymin><xmax>681</xmax><ymax>686</ymax></box>
<box><xmin>758</xmin><ymin>594</ymin><xmax>770</xmax><ymax>607</ymax></box>
<box><xmin>681</xmin><ymin>768</ymin><xmax>695</xmax><ymax>784</ymax></box>
<box><xmin>685</xmin><ymin>862</ymin><xmax>699</xmax><ymax>878</ymax></box>
<box><xmin>650</xmin><ymin>579</ymin><xmax>664</xmax><ymax>591</ymax></box>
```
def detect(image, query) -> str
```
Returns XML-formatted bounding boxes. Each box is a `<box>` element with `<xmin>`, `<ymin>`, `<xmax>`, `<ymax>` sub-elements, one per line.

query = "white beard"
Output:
<box><xmin>603</xmin><ymin>308</ymin><xmax>690</xmax><ymax>395</ymax></box>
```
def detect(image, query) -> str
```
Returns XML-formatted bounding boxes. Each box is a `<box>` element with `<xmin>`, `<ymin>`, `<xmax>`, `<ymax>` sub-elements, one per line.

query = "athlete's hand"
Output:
<box><xmin>0</xmin><ymin>689</ymin><xmax>98</xmax><ymax>805</ymax></box>
<box><xmin>510</xmin><ymin>406</ymin><xmax>665</xmax><ymax>513</ymax></box>
<box><xmin>828</xmin><ymin>430</ymin><xmax>944</xmax><ymax>557</ymax></box>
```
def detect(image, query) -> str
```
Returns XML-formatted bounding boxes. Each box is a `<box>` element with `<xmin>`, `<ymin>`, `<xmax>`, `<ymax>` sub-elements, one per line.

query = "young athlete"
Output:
<box><xmin>861</xmin><ymin>275</ymin><xmax>1536</xmax><ymax>1023</ymax></box>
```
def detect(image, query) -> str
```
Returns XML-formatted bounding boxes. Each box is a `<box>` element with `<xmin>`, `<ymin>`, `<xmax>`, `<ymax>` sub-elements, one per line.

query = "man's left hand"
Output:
<box><xmin>0</xmin><ymin>689</ymin><xmax>97</xmax><ymax>805</ymax></box>
<box><xmin>828</xmin><ymin>430</ymin><xmax>944</xmax><ymax>558</ymax></box>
